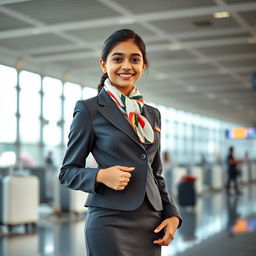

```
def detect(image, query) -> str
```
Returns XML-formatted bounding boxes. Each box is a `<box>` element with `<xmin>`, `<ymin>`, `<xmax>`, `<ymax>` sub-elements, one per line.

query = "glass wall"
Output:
<box><xmin>19</xmin><ymin>71</ymin><xmax>41</xmax><ymax>166</ymax></box>
<box><xmin>64</xmin><ymin>82</ymin><xmax>82</xmax><ymax>144</ymax></box>
<box><xmin>0</xmin><ymin>63</ymin><xmax>255</xmax><ymax>168</ymax></box>
<box><xmin>0</xmin><ymin>65</ymin><xmax>17</xmax><ymax>165</ymax></box>
<box><xmin>42</xmin><ymin>77</ymin><xmax>63</xmax><ymax>166</ymax></box>
<box><xmin>0</xmin><ymin>65</ymin><xmax>17</xmax><ymax>144</ymax></box>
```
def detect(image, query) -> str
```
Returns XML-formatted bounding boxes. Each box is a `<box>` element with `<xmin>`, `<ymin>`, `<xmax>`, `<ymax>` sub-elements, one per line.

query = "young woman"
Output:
<box><xmin>59</xmin><ymin>29</ymin><xmax>181</xmax><ymax>256</ymax></box>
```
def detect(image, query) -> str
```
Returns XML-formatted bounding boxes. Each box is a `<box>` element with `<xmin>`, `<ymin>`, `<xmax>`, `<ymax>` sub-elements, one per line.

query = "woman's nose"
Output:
<box><xmin>121</xmin><ymin>59</ymin><xmax>132</xmax><ymax>70</ymax></box>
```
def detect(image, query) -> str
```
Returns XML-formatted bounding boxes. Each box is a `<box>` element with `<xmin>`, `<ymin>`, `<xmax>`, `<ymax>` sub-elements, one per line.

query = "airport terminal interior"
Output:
<box><xmin>0</xmin><ymin>0</ymin><xmax>256</xmax><ymax>255</ymax></box>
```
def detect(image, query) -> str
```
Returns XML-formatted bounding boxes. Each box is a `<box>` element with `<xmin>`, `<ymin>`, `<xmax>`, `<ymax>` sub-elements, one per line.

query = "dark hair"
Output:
<box><xmin>97</xmin><ymin>29</ymin><xmax>148</xmax><ymax>93</ymax></box>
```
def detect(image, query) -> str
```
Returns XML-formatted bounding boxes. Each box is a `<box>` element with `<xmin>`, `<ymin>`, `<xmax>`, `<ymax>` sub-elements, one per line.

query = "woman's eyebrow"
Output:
<box><xmin>111</xmin><ymin>52</ymin><xmax>142</xmax><ymax>57</ymax></box>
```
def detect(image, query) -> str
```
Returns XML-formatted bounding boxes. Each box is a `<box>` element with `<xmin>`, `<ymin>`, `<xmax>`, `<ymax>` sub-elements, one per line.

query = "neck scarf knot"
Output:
<box><xmin>104</xmin><ymin>79</ymin><xmax>154</xmax><ymax>144</ymax></box>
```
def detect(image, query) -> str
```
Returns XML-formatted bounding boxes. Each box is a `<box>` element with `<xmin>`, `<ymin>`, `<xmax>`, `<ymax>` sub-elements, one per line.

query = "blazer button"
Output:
<box><xmin>140</xmin><ymin>154</ymin><xmax>147</xmax><ymax>160</ymax></box>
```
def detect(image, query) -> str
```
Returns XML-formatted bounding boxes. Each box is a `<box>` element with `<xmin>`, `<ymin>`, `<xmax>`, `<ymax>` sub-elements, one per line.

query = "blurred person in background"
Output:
<box><xmin>226</xmin><ymin>146</ymin><xmax>242</xmax><ymax>196</ymax></box>
<box><xmin>45</xmin><ymin>151</ymin><xmax>54</xmax><ymax>168</ymax></box>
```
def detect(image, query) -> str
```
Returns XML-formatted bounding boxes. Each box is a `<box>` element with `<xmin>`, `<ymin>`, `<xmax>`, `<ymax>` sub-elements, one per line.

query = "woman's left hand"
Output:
<box><xmin>153</xmin><ymin>216</ymin><xmax>180</xmax><ymax>246</ymax></box>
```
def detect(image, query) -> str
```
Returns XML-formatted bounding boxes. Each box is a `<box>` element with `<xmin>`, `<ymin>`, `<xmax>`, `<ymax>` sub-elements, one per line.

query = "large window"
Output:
<box><xmin>82</xmin><ymin>86</ymin><xmax>97</xmax><ymax>100</ymax></box>
<box><xmin>0</xmin><ymin>65</ymin><xmax>17</xmax><ymax>143</ymax></box>
<box><xmin>19</xmin><ymin>70</ymin><xmax>41</xmax><ymax>143</ymax></box>
<box><xmin>64</xmin><ymin>82</ymin><xmax>82</xmax><ymax>144</ymax></box>
<box><xmin>43</xmin><ymin>77</ymin><xmax>62</xmax><ymax>146</ymax></box>
<box><xmin>1</xmin><ymin>63</ymin><xmax>255</xmax><ymax>167</ymax></box>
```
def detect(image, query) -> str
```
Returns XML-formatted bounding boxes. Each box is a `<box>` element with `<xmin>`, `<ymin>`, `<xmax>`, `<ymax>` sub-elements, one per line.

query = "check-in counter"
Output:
<box><xmin>210</xmin><ymin>165</ymin><xmax>224</xmax><ymax>190</ymax></box>
<box><xmin>240</xmin><ymin>163</ymin><xmax>250</xmax><ymax>184</ymax></box>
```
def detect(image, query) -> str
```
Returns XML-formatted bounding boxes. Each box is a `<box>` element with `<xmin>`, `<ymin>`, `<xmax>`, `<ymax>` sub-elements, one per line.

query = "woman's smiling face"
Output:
<box><xmin>100</xmin><ymin>39</ymin><xmax>146</xmax><ymax>96</ymax></box>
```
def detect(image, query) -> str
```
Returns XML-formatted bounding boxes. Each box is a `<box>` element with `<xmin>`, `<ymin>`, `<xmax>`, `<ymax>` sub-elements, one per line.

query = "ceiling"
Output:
<box><xmin>0</xmin><ymin>0</ymin><xmax>256</xmax><ymax>125</ymax></box>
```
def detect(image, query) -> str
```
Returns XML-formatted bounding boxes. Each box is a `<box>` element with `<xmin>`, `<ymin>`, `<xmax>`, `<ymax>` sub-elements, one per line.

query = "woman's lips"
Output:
<box><xmin>117</xmin><ymin>73</ymin><xmax>135</xmax><ymax>80</ymax></box>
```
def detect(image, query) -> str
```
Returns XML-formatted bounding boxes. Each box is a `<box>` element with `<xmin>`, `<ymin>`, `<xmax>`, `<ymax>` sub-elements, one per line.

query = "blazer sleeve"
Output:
<box><xmin>59</xmin><ymin>100</ymin><xmax>100</xmax><ymax>194</ymax></box>
<box><xmin>152</xmin><ymin>109</ymin><xmax>182</xmax><ymax>227</ymax></box>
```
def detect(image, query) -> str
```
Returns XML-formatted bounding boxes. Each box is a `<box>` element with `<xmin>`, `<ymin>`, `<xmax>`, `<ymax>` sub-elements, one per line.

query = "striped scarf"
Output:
<box><xmin>104</xmin><ymin>79</ymin><xmax>154</xmax><ymax>144</ymax></box>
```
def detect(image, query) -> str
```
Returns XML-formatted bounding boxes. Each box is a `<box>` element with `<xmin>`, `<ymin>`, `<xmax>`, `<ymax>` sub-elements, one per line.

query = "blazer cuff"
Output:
<box><xmin>87</xmin><ymin>167</ymin><xmax>101</xmax><ymax>194</ymax></box>
<box><xmin>162</xmin><ymin>205</ymin><xmax>182</xmax><ymax>228</ymax></box>
<box><xmin>60</xmin><ymin>167</ymin><xmax>101</xmax><ymax>194</ymax></box>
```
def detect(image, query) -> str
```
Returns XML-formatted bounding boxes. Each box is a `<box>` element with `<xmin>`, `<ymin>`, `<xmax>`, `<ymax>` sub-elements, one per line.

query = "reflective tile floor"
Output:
<box><xmin>1</xmin><ymin>183</ymin><xmax>256</xmax><ymax>256</ymax></box>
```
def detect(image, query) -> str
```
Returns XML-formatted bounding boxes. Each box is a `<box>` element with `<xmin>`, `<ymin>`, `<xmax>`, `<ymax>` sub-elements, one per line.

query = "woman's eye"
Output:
<box><xmin>113</xmin><ymin>57</ymin><xmax>122</xmax><ymax>62</ymax></box>
<box><xmin>132</xmin><ymin>58</ymin><xmax>141</xmax><ymax>63</ymax></box>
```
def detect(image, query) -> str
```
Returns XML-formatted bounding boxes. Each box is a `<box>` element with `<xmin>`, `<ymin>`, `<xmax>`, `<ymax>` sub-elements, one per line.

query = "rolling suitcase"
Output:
<box><xmin>53</xmin><ymin>171</ymin><xmax>88</xmax><ymax>214</ymax></box>
<box><xmin>55</xmin><ymin>154</ymin><xmax>95</xmax><ymax>214</ymax></box>
<box><xmin>178</xmin><ymin>179</ymin><xmax>196</xmax><ymax>207</ymax></box>
<box><xmin>60</xmin><ymin>184</ymin><xmax>88</xmax><ymax>214</ymax></box>
<box><xmin>0</xmin><ymin>174</ymin><xmax>39</xmax><ymax>231</ymax></box>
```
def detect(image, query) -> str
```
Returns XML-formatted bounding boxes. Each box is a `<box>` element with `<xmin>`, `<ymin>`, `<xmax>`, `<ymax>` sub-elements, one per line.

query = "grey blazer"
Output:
<box><xmin>59</xmin><ymin>89</ymin><xmax>181</xmax><ymax>223</ymax></box>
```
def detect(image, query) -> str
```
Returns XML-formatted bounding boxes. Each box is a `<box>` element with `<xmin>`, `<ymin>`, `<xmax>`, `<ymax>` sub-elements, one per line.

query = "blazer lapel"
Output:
<box><xmin>142</xmin><ymin>104</ymin><xmax>156</xmax><ymax>149</ymax></box>
<box><xmin>97</xmin><ymin>90</ymin><xmax>145</xmax><ymax>150</ymax></box>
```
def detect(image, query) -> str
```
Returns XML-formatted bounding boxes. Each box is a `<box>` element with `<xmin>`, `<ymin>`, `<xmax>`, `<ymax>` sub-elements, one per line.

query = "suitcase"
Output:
<box><xmin>53</xmin><ymin>171</ymin><xmax>88</xmax><ymax>214</ymax></box>
<box><xmin>60</xmin><ymin>184</ymin><xmax>88</xmax><ymax>214</ymax></box>
<box><xmin>54</xmin><ymin>154</ymin><xmax>95</xmax><ymax>214</ymax></box>
<box><xmin>0</xmin><ymin>174</ymin><xmax>39</xmax><ymax>231</ymax></box>
<box><xmin>178</xmin><ymin>181</ymin><xmax>196</xmax><ymax>207</ymax></box>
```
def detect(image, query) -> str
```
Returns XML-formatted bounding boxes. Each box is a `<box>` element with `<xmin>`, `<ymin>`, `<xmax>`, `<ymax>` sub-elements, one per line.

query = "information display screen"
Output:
<box><xmin>225</xmin><ymin>127</ymin><xmax>256</xmax><ymax>139</ymax></box>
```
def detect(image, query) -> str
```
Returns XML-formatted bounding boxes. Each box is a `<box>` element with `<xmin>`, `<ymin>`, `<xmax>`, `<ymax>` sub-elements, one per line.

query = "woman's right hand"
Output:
<box><xmin>96</xmin><ymin>165</ymin><xmax>135</xmax><ymax>190</ymax></box>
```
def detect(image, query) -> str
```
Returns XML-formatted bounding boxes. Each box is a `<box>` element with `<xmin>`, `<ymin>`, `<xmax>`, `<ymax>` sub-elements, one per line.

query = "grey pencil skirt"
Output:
<box><xmin>84</xmin><ymin>196</ymin><xmax>163</xmax><ymax>256</ymax></box>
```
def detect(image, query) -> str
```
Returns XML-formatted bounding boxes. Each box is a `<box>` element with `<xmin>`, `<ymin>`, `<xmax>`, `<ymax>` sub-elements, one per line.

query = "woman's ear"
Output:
<box><xmin>99</xmin><ymin>59</ymin><xmax>107</xmax><ymax>73</ymax></box>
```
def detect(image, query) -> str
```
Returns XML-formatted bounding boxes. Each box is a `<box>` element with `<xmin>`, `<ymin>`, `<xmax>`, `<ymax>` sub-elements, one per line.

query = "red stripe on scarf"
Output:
<box><xmin>106</xmin><ymin>91</ymin><xmax>121</xmax><ymax>107</ymax></box>
<box><xmin>137</xmin><ymin>114</ymin><xmax>145</xmax><ymax>128</ymax></box>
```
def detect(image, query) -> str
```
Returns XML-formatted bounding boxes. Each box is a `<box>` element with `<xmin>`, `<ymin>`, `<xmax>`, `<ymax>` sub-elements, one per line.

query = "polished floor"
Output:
<box><xmin>1</xmin><ymin>183</ymin><xmax>256</xmax><ymax>256</ymax></box>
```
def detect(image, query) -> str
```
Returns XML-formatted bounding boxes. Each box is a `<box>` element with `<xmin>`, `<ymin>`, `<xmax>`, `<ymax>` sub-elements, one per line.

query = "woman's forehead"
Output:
<box><xmin>109</xmin><ymin>40</ymin><xmax>142</xmax><ymax>55</ymax></box>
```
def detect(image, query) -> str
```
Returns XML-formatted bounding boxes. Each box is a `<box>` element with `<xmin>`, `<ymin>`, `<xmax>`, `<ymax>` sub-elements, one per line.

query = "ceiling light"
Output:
<box><xmin>213</xmin><ymin>12</ymin><xmax>231</xmax><ymax>19</ymax></box>
<box><xmin>168</xmin><ymin>43</ymin><xmax>182</xmax><ymax>51</ymax></box>
<box><xmin>248</xmin><ymin>37</ymin><xmax>256</xmax><ymax>44</ymax></box>
<box><xmin>118</xmin><ymin>17</ymin><xmax>135</xmax><ymax>25</ymax></box>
